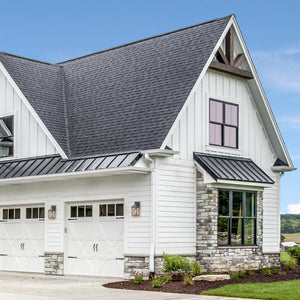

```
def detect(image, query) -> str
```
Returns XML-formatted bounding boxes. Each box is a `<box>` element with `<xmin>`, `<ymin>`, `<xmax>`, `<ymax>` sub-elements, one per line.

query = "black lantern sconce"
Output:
<box><xmin>131</xmin><ymin>202</ymin><xmax>140</xmax><ymax>217</ymax></box>
<box><xmin>48</xmin><ymin>205</ymin><xmax>56</xmax><ymax>219</ymax></box>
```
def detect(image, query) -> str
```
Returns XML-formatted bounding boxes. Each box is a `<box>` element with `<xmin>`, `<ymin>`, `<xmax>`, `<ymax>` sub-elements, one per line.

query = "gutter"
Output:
<box><xmin>144</xmin><ymin>153</ymin><xmax>156</xmax><ymax>276</ymax></box>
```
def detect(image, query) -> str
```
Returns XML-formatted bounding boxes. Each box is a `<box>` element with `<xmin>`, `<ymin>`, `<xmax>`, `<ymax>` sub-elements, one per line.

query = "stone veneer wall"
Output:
<box><xmin>196</xmin><ymin>170</ymin><xmax>280</xmax><ymax>272</ymax></box>
<box><xmin>45</xmin><ymin>252</ymin><xmax>64</xmax><ymax>275</ymax></box>
<box><xmin>124</xmin><ymin>255</ymin><xmax>196</xmax><ymax>279</ymax></box>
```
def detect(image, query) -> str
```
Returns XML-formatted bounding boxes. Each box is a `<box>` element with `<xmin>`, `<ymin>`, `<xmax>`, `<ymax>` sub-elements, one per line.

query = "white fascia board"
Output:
<box><xmin>0</xmin><ymin>62</ymin><xmax>67</xmax><ymax>159</ymax></box>
<box><xmin>231</xmin><ymin>18</ymin><xmax>293</xmax><ymax>168</ymax></box>
<box><xmin>214</xmin><ymin>180</ymin><xmax>272</xmax><ymax>189</ymax></box>
<box><xmin>0</xmin><ymin>166</ymin><xmax>150</xmax><ymax>186</ymax></box>
<box><xmin>161</xmin><ymin>16</ymin><xmax>234</xmax><ymax>150</ymax></box>
<box><xmin>271</xmin><ymin>166</ymin><xmax>297</xmax><ymax>172</ymax></box>
<box><xmin>141</xmin><ymin>149</ymin><xmax>179</xmax><ymax>157</ymax></box>
<box><xmin>194</xmin><ymin>161</ymin><xmax>216</xmax><ymax>183</ymax></box>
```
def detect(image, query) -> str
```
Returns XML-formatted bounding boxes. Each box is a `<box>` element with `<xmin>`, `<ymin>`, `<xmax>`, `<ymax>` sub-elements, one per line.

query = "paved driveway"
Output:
<box><xmin>0</xmin><ymin>271</ymin><xmax>254</xmax><ymax>300</ymax></box>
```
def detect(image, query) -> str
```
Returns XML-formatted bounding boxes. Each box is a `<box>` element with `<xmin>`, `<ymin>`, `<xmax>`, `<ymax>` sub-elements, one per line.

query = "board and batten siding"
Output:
<box><xmin>0</xmin><ymin>173</ymin><xmax>151</xmax><ymax>255</ymax></box>
<box><xmin>156</xmin><ymin>157</ymin><xmax>196</xmax><ymax>255</ymax></box>
<box><xmin>165</xmin><ymin>70</ymin><xmax>280</xmax><ymax>252</ymax></box>
<box><xmin>0</xmin><ymin>68</ymin><xmax>58</xmax><ymax>158</ymax></box>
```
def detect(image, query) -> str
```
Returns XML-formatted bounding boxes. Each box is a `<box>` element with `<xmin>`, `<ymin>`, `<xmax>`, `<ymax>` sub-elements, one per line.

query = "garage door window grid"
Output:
<box><xmin>2</xmin><ymin>208</ymin><xmax>20</xmax><ymax>220</ymax></box>
<box><xmin>100</xmin><ymin>203</ymin><xmax>124</xmax><ymax>218</ymax></box>
<box><xmin>26</xmin><ymin>207</ymin><xmax>45</xmax><ymax>219</ymax></box>
<box><xmin>70</xmin><ymin>205</ymin><xmax>93</xmax><ymax>218</ymax></box>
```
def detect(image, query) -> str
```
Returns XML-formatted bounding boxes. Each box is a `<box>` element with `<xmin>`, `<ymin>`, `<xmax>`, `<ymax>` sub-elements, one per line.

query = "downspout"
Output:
<box><xmin>144</xmin><ymin>153</ymin><xmax>156</xmax><ymax>277</ymax></box>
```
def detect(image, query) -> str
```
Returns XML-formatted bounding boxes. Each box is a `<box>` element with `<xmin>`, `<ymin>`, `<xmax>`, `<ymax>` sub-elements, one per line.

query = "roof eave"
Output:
<box><xmin>0</xmin><ymin>166</ymin><xmax>150</xmax><ymax>186</ymax></box>
<box><xmin>141</xmin><ymin>149</ymin><xmax>179</xmax><ymax>157</ymax></box>
<box><xmin>271</xmin><ymin>166</ymin><xmax>297</xmax><ymax>173</ymax></box>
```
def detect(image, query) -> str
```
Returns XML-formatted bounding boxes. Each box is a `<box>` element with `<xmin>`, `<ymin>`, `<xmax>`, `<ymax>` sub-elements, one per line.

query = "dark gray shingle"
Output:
<box><xmin>0</xmin><ymin>16</ymin><xmax>231</xmax><ymax>158</ymax></box>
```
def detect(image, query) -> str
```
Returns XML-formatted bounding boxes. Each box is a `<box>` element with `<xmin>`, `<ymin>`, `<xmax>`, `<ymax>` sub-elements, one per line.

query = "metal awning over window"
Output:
<box><xmin>194</xmin><ymin>152</ymin><xmax>274</xmax><ymax>184</ymax></box>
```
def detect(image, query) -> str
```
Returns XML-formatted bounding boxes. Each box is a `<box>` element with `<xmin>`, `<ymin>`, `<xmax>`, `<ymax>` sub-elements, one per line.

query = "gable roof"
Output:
<box><xmin>0</xmin><ymin>15</ymin><xmax>231</xmax><ymax>158</ymax></box>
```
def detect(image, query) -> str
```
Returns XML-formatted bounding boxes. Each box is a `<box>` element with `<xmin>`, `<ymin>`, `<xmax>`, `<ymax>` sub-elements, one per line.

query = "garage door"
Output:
<box><xmin>66</xmin><ymin>201</ymin><xmax>124</xmax><ymax>277</ymax></box>
<box><xmin>0</xmin><ymin>205</ymin><xmax>45</xmax><ymax>273</ymax></box>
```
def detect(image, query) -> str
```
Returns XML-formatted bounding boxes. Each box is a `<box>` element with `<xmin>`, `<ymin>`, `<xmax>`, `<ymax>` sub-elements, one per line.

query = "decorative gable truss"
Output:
<box><xmin>209</xmin><ymin>26</ymin><xmax>253</xmax><ymax>80</ymax></box>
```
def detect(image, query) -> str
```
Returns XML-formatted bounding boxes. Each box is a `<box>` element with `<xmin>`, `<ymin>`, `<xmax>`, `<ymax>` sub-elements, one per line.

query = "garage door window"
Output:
<box><xmin>100</xmin><ymin>203</ymin><xmax>124</xmax><ymax>218</ymax></box>
<box><xmin>26</xmin><ymin>207</ymin><xmax>45</xmax><ymax>219</ymax></box>
<box><xmin>3</xmin><ymin>208</ymin><xmax>20</xmax><ymax>220</ymax></box>
<box><xmin>70</xmin><ymin>205</ymin><xmax>93</xmax><ymax>218</ymax></box>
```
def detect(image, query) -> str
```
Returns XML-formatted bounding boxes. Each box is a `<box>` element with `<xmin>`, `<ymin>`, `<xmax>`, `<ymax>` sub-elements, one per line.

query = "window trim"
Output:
<box><xmin>209</xmin><ymin>99</ymin><xmax>239</xmax><ymax>149</ymax></box>
<box><xmin>0</xmin><ymin>115</ymin><xmax>14</xmax><ymax>158</ymax></box>
<box><xmin>218</xmin><ymin>189</ymin><xmax>257</xmax><ymax>247</ymax></box>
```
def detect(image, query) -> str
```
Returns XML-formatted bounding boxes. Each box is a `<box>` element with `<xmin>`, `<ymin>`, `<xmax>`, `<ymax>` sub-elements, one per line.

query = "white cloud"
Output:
<box><xmin>252</xmin><ymin>47</ymin><xmax>300</xmax><ymax>94</ymax></box>
<box><xmin>287</xmin><ymin>203</ymin><xmax>300</xmax><ymax>214</ymax></box>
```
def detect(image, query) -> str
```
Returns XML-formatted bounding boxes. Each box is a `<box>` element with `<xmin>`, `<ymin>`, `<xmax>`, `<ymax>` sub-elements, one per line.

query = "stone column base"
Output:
<box><xmin>45</xmin><ymin>252</ymin><xmax>64</xmax><ymax>275</ymax></box>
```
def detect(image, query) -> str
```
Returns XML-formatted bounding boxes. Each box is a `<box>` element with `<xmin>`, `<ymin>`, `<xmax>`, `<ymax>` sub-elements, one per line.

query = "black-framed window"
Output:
<box><xmin>209</xmin><ymin>99</ymin><xmax>238</xmax><ymax>148</ymax></box>
<box><xmin>218</xmin><ymin>189</ymin><xmax>256</xmax><ymax>246</ymax></box>
<box><xmin>0</xmin><ymin>116</ymin><xmax>14</xmax><ymax>157</ymax></box>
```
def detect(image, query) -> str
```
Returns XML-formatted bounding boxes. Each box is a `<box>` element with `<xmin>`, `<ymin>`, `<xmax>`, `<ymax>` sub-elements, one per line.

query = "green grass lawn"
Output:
<box><xmin>202</xmin><ymin>279</ymin><xmax>300</xmax><ymax>300</ymax></box>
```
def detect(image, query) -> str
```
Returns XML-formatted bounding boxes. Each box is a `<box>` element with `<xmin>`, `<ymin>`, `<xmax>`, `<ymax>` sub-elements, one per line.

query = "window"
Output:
<box><xmin>3</xmin><ymin>208</ymin><xmax>20</xmax><ymax>220</ymax></box>
<box><xmin>209</xmin><ymin>99</ymin><xmax>238</xmax><ymax>148</ymax></box>
<box><xmin>0</xmin><ymin>116</ymin><xmax>14</xmax><ymax>157</ymax></box>
<box><xmin>100</xmin><ymin>203</ymin><xmax>124</xmax><ymax>218</ymax></box>
<box><xmin>70</xmin><ymin>205</ymin><xmax>93</xmax><ymax>218</ymax></box>
<box><xmin>26</xmin><ymin>207</ymin><xmax>45</xmax><ymax>219</ymax></box>
<box><xmin>218</xmin><ymin>190</ymin><xmax>256</xmax><ymax>246</ymax></box>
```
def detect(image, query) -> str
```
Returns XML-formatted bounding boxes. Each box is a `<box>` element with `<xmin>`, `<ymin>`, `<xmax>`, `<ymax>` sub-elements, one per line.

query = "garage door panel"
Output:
<box><xmin>67</xmin><ymin>201</ymin><xmax>124</xmax><ymax>277</ymax></box>
<box><xmin>94</xmin><ymin>259</ymin><xmax>123</xmax><ymax>277</ymax></box>
<box><xmin>0</xmin><ymin>205</ymin><xmax>45</xmax><ymax>273</ymax></box>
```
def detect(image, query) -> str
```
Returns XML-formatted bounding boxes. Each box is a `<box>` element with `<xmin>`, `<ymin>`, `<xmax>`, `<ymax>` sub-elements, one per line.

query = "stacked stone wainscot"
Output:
<box><xmin>196</xmin><ymin>170</ymin><xmax>280</xmax><ymax>272</ymax></box>
<box><xmin>45</xmin><ymin>252</ymin><xmax>64</xmax><ymax>275</ymax></box>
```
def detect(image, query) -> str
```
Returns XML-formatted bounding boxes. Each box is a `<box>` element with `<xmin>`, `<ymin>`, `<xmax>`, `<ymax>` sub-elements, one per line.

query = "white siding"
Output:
<box><xmin>0</xmin><ymin>69</ymin><xmax>58</xmax><ymax>159</ymax></box>
<box><xmin>156</xmin><ymin>157</ymin><xmax>196</xmax><ymax>255</ymax></box>
<box><xmin>165</xmin><ymin>70</ymin><xmax>280</xmax><ymax>252</ymax></box>
<box><xmin>0</xmin><ymin>174</ymin><xmax>151</xmax><ymax>255</ymax></box>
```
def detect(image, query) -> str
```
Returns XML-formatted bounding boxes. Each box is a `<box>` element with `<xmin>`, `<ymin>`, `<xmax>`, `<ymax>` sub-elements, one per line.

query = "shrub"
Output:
<box><xmin>183</xmin><ymin>273</ymin><xmax>194</xmax><ymax>285</ymax></box>
<box><xmin>244</xmin><ymin>269</ymin><xmax>254</xmax><ymax>275</ymax></box>
<box><xmin>151</xmin><ymin>274</ymin><xmax>172</xmax><ymax>288</ymax></box>
<box><xmin>162</xmin><ymin>253</ymin><xmax>192</xmax><ymax>274</ymax></box>
<box><xmin>273</xmin><ymin>268</ymin><xmax>282</xmax><ymax>275</ymax></box>
<box><xmin>262</xmin><ymin>268</ymin><xmax>271</xmax><ymax>276</ymax></box>
<box><xmin>191</xmin><ymin>262</ymin><xmax>202</xmax><ymax>276</ymax></box>
<box><xmin>285</xmin><ymin>256</ymin><xmax>297</xmax><ymax>270</ymax></box>
<box><xmin>230</xmin><ymin>271</ymin><xmax>244</xmax><ymax>281</ymax></box>
<box><xmin>133</xmin><ymin>271</ymin><xmax>144</xmax><ymax>284</ymax></box>
<box><xmin>161</xmin><ymin>274</ymin><xmax>172</xmax><ymax>284</ymax></box>
<box><xmin>152</xmin><ymin>277</ymin><xmax>162</xmax><ymax>288</ymax></box>
<box><xmin>287</xmin><ymin>247</ymin><xmax>300</xmax><ymax>264</ymax></box>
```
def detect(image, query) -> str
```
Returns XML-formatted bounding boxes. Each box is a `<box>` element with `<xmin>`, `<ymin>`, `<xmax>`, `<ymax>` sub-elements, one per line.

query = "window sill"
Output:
<box><xmin>217</xmin><ymin>246</ymin><xmax>258</xmax><ymax>249</ymax></box>
<box><xmin>205</xmin><ymin>145</ymin><xmax>242</xmax><ymax>156</ymax></box>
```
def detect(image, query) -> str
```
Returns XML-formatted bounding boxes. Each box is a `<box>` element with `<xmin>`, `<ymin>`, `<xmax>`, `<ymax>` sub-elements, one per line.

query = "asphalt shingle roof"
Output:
<box><xmin>0</xmin><ymin>16</ymin><xmax>231</xmax><ymax>158</ymax></box>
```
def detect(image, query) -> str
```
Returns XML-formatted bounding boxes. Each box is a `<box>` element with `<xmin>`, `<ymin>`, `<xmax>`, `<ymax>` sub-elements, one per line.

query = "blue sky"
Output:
<box><xmin>0</xmin><ymin>0</ymin><xmax>299</xmax><ymax>213</ymax></box>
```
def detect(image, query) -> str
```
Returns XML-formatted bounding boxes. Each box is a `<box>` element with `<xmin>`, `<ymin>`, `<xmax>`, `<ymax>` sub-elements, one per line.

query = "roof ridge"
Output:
<box><xmin>59</xmin><ymin>66</ymin><xmax>71</xmax><ymax>157</ymax></box>
<box><xmin>0</xmin><ymin>52</ymin><xmax>55</xmax><ymax>66</ymax></box>
<box><xmin>57</xmin><ymin>14</ymin><xmax>233</xmax><ymax>65</ymax></box>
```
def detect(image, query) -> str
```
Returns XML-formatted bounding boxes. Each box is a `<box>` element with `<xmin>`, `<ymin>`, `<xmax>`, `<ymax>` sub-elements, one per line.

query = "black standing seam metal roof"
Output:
<box><xmin>194</xmin><ymin>153</ymin><xmax>274</xmax><ymax>184</ymax></box>
<box><xmin>0</xmin><ymin>16</ymin><xmax>231</xmax><ymax>158</ymax></box>
<box><xmin>0</xmin><ymin>152</ymin><xmax>141</xmax><ymax>179</ymax></box>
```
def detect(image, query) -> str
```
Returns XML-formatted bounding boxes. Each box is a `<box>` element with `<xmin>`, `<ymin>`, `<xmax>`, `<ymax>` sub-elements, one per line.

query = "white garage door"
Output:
<box><xmin>66</xmin><ymin>201</ymin><xmax>124</xmax><ymax>277</ymax></box>
<box><xmin>0</xmin><ymin>205</ymin><xmax>45</xmax><ymax>273</ymax></box>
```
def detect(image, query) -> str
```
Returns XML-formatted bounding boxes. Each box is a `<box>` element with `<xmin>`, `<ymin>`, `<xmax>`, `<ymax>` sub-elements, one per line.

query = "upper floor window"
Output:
<box><xmin>209</xmin><ymin>99</ymin><xmax>238</xmax><ymax>148</ymax></box>
<box><xmin>0</xmin><ymin>116</ymin><xmax>14</xmax><ymax>157</ymax></box>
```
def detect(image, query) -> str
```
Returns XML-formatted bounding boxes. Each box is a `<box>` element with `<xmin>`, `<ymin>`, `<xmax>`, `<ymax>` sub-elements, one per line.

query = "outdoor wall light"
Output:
<box><xmin>131</xmin><ymin>202</ymin><xmax>140</xmax><ymax>217</ymax></box>
<box><xmin>48</xmin><ymin>205</ymin><xmax>56</xmax><ymax>219</ymax></box>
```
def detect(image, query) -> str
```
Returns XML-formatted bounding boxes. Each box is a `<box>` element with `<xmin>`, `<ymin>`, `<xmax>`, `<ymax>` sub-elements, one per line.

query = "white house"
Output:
<box><xmin>0</xmin><ymin>15</ymin><xmax>295</xmax><ymax>278</ymax></box>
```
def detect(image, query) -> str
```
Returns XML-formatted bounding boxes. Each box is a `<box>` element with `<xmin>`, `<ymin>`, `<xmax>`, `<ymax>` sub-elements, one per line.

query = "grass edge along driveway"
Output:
<box><xmin>202</xmin><ymin>279</ymin><xmax>300</xmax><ymax>300</ymax></box>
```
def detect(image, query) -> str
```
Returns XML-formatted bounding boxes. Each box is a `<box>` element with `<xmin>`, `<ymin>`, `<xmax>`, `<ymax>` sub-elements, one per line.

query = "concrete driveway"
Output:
<box><xmin>0</xmin><ymin>271</ymin><xmax>254</xmax><ymax>300</ymax></box>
